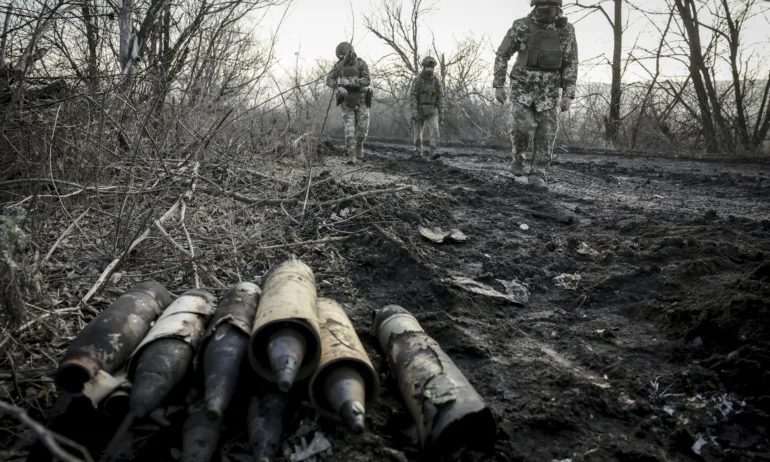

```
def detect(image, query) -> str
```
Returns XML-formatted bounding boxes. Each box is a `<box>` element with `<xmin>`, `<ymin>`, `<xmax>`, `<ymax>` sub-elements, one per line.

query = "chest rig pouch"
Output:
<box><xmin>341</xmin><ymin>63</ymin><xmax>362</xmax><ymax>108</ymax></box>
<box><xmin>419</xmin><ymin>78</ymin><xmax>438</xmax><ymax>116</ymax></box>
<box><xmin>525</xmin><ymin>20</ymin><xmax>563</xmax><ymax>71</ymax></box>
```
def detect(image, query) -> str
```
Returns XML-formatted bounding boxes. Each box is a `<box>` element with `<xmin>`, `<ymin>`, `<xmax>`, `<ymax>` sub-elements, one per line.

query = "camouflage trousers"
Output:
<box><xmin>341</xmin><ymin>104</ymin><xmax>370</xmax><ymax>159</ymax></box>
<box><xmin>510</xmin><ymin>102</ymin><xmax>559</xmax><ymax>179</ymax></box>
<box><xmin>412</xmin><ymin>113</ymin><xmax>440</xmax><ymax>155</ymax></box>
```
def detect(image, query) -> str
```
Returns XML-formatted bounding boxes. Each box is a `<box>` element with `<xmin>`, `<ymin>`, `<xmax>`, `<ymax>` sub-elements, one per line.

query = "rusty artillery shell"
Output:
<box><xmin>248</xmin><ymin>257</ymin><xmax>321</xmax><ymax>392</ymax></box>
<box><xmin>183</xmin><ymin>406</ymin><xmax>223</xmax><ymax>462</ymax></box>
<box><xmin>128</xmin><ymin>289</ymin><xmax>215</xmax><ymax>418</ymax></box>
<box><xmin>373</xmin><ymin>305</ymin><xmax>496</xmax><ymax>457</ymax></box>
<box><xmin>201</xmin><ymin>282</ymin><xmax>261</xmax><ymax>420</ymax></box>
<box><xmin>248</xmin><ymin>390</ymin><xmax>289</xmax><ymax>462</ymax></box>
<box><xmin>310</xmin><ymin>298</ymin><xmax>379</xmax><ymax>434</ymax></box>
<box><xmin>56</xmin><ymin>281</ymin><xmax>172</xmax><ymax>393</ymax></box>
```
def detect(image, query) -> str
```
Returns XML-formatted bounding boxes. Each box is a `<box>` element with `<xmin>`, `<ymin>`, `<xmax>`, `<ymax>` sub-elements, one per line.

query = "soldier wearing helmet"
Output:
<box><xmin>326</xmin><ymin>41</ymin><xmax>372</xmax><ymax>164</ymax></box>
<box><xmin>493</xmin><ymin>0</ymin><xmax>578</xmax><ymax>190</ymax></box>
<box><xmin>409</xmin><ymin>56</ymin><xmax>445</xmax><ymax>159</ymax></box>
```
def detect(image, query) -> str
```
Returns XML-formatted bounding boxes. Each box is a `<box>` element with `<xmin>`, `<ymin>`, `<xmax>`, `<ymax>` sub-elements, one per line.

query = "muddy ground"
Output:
<box><xmin>4</xmin><ymin>141</ymin><xmax>770</xmax><ymax>462</ymax></box>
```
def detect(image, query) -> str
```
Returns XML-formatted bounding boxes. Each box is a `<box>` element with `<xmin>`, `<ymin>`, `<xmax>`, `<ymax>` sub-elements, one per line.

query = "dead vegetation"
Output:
<box><xmin>1</xmin><ymin>0</ymin><xmax>770</xmax><ymax>460</ymax></box>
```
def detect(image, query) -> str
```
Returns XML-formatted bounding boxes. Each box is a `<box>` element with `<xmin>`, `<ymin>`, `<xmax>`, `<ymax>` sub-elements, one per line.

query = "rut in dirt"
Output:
<box><xmin>320</xmin><ymin>143</ymin><xmax>770</xmax><ymax>461</ymax></box>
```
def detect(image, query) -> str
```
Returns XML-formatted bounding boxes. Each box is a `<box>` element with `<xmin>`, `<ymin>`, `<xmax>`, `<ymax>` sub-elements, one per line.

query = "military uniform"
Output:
<box><xmin>326</xmin><ymin>43</ymin><xmax>371</xmax><ymax>164</ymax></box>
<box><xmin>410</xmin><ymin>57</ymin><xmax>444</xmax><ymax>157</ymax></box>
<box><xmin>494</xmin><ymin>0</ymin><xmax>578</xmax><ymax>187</ymax></box>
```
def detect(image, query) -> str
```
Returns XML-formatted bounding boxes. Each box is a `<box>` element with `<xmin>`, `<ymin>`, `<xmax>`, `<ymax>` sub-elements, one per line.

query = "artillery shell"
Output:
<box><xmin>130</xmin><ymin>338</ymin><xmax>194</xmax><ymax>418</ymax></box>
<box><xmin>373</xmin><ymin>305</ymin><xmax>496</xmax><ymax>456</ymax></box>
<box><xmin>128</xmin><ymin>289</ymin><xmax>215</xmax><ymax>418</ymax></box>
<box><xmin>267</xmin><ymin>327</ymin><xmax>307</xmax><ymax>392</ymax></box>
<box><xmin>324</xmin><ymin>366</ymin><xmax>367</xmax><ymax>433</ymax></box>
<box><xmin>56</xmin><ymin>281</ymin><xmax>172</xmax><ymax>393</ymax></box>
<box><xmin>202</xmin><ymin>282</ymin><xmax>260</xmax><ymax>420</ymax></box>
<box><xmin>249</xmin><ymin>257</ymin><xmax>321</xmax><ymax>390</ymax></box>
<box><xmin>103</xmin><ymin>386</ymin><xmax>131</xmax><ymax>418</ymax></box>
<box><xmin>182</xmin><ymin>407</ymin><xmax>223</xmax><ymax>462</ymax></box>
<box><xmin>309</xmin><ymin>298</ymin><xmax>378</xmax><ymax>434</ymax></box>
<box><xmin>248</xmin><ymin>391</ymin><xmax>289</xmax><ymax>462</ymax></box>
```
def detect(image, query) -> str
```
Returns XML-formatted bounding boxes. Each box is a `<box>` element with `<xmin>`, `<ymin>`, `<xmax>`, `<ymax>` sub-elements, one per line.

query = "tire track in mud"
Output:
<box><xmin>326</xmin><ymin>144</ymin><xmax>770</xmax><ymax>461</ymax></box>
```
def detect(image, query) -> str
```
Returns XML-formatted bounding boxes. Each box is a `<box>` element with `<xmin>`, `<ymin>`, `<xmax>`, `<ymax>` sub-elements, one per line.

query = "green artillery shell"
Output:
<box><xmin>56</xmin><ymin>281</ymin><xmax>172</xmax><ymax>393</ymax></box>
<box><xmin>130</xmin><ymin>338</ymin><xmax>193</xmax><ymax>418</ymax></box>
<box><xmin>248</xmin><ymin>390</ymin><xmax>289</xmax><ymax>462</ymax></box>
<box><xmin>182</xmin><ymin>407</ymin><xmax>223</xmax><ymax>462</ymax></box>
<box><xmin>202</xmin><ymin>282</ymin><xmax>261</xmax><ymax>420</ymax></box>
<box><xmin>127</xmin><ymin>289</ymin><xmax>215</xmax><ymax>418</ymax></box>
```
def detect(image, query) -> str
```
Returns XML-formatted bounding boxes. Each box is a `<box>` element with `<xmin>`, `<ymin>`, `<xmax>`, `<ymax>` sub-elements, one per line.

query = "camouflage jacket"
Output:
<box><xmin>493</xmin><ymin>12</ymin><xmax>579</xmax><ymax>112</ymax></box>
<box><xmin>325</xmin><ymin>56</ymin><xmax>371</xmax><ymax>90</ymax></box>
<box><xmin>409</xmin><ymin>73</ymin><xmax>445</xmax><ymax>118</ymax></box>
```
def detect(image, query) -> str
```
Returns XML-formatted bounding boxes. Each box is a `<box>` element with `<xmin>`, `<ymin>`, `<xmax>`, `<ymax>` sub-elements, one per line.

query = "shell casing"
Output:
<box><xmin>248</xmin><ymin>257</ymin><xmax>321</xmax><ymax>388</ymax></box>
<box><xmin>373</xmin><ymin>305</ymin><xmax>496</xmax><ymax>456</ymax></box>
<box><xmin>309</xmin><ymin>298</ymin><xmax>379</xmax><ymax>433</ymax></box>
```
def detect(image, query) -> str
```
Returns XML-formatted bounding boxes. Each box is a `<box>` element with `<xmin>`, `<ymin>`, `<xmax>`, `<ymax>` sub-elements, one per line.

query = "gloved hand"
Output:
<box><xmin>561</xmin><ymin>96</ymin><xmax>572</xmax><ymax>112</ymax></box>
<box><xmin>339</xmin><ymin>78</ymin><xmax>350</xmax><ymax>87</ymax></box>
<box><xmin>337</xmin><ymin>87</ymin><xmax>348</xmax><ymax>105</ymax></box>
<box><xmin>411</xmin><ymin>112</ymin><xmax>419</xmax><ymax>121</ymax></box>
<box><xmin>439</xmin><ymin>112</ymin><xmax>444</xmax><ymax>126</ymax></box>
<box><xmin>495</xmin><ymin>87</ymin><xmax>507</xmax><ymax>104</ymax></box>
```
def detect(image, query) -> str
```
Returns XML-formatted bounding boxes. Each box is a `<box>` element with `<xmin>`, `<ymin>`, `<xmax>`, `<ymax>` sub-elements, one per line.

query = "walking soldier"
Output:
<box><xmin>493</xmin><ymin>0</ymin><xmax>578</xmax><ymax>190</ymax></box>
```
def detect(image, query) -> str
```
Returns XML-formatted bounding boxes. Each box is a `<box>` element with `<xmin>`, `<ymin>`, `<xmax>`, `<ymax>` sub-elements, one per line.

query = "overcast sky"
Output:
<box><xmin>261</xmin><ymin>0</ymin><xmax>770</xmax><ymax>84</ymax></box>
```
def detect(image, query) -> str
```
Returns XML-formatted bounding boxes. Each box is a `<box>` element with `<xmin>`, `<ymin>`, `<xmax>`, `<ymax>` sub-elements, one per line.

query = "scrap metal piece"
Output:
<box><xmin>444</xmin><ymin>276</ymin><xmax>528</xmax><ymax>305</ymax></box>
<box><xmin>182</xmin><ymin>406</ymin><xmax>223</xmax><ymax>462</ymax></box>
<box><xmin>248</xmin><ymin>390</ymin><xmax>289</xmax><ymax>462</ymax></box>
<box><xmin>201</xmin><ymin>282</ymin><xmax>261</xmax><ymax>420</ymax></box>
<box><xmin>309</xmin><ymin>298</ymin><xmax>379</xmax><ymax>434</ymax></box>
<box><xmin>128</xmin><ymin>289</ymin><xmax>215</xmax><ymax>418</ymax></box>
<box><xmin>373</xmin><ymin>305</ymin><xmax>496</xmax><ymax>457</ymax></box>
<box><xmin>56</xmin><ymin>281</ymin><xmax>172</xmax><ymax>393</ymax></box>
<box><xmin>249</xmin><ymin>257</ymin><xmax>321</xmax><ymax>391</ymax></box>
<box><xmin>418</xmin><ymin>225</ymin><xmax>469</xmax><ymax>244</ymax></box>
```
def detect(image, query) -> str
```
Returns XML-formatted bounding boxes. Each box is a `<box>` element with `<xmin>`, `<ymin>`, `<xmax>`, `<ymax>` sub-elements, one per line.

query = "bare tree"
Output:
<box><xmin>569</xmin><ymin>0</ymin><xmax>625</xmax><ymax>143</ymax></box>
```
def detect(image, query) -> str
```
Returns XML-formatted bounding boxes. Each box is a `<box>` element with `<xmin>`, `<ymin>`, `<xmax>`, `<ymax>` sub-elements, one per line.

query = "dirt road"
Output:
<box><xmin>311</xmin><ymin>142</ymin><xmax>770</xmax><ymax>461</ymax></box>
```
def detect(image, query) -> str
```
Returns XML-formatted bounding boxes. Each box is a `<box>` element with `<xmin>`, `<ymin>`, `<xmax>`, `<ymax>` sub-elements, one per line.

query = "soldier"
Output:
<box><xmin>493</xmin><ymin>0</ymin><xmax>578</xmax><ymax>190</ymax></box>
<box><xmin>410</xmin><ymin>56</ymin><xmax>445</xmax><ymax>159</ymax></box>
<box><xmin>326</xmin><ymin>42</ymin><xmax>372</xmax><ymax>164</ymax></box>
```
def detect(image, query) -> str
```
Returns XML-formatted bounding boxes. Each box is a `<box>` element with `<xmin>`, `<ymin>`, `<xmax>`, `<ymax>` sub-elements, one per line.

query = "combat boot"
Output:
<box><xmin>511</xmin><ymin>160</ymin><xmax>527</xmax><ymax>176</ymax></box>
<box><xmin>528</xmin><ymin>173</ymin><xmax>548</xmax><ymax>191</ymax></box>
<box><xmin>347</xmin><ymin>150</ymin><xmax>357</xmax><ymax>165</ymax></box>
<box><xmin>356</xmin><ymin>141</ymin><xmax>365</xmax><ymax>161</ymax></box>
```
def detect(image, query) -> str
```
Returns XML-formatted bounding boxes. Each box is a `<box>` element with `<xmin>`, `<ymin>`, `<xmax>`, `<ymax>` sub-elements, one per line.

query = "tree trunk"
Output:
<box><xmin>673</xmin><ymin>0</ymin><xmax>723</xmax><ymax>152</ymax></box>
<box><xmin>81</xmin><ymin>0</ymin><xmax>99</xmax><ymax>92</ymax></box>
<box><xmin>606</xmin><ymin>0</ymin><xmax>622</xmax><ymax>143</ymax></box>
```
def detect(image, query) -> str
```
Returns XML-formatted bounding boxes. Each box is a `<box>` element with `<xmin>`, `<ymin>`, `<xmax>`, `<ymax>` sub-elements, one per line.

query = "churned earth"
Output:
<box><xmin>4</xmin><ymin>141</ymin><xmax>770</xmax><ymax>462</ymax></box>
<box><xmin>313</xmin><ymin>141</ymin><xmax>770</xmax><ymax>462</ymax></box>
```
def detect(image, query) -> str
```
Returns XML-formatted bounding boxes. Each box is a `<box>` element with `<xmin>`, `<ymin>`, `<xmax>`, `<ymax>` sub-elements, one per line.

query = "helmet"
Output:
<box><xmin>335</xmin><ymin>42</ymin><xmax>352</xmax><ymax>58</ymax></box>
<box><xmin>422</xmin><ymin>56</ymin><xmax>438</xmax><ymax>68</ymax></box>
<box><xmin>531</xmin><ymin>0</ymin><xmax>562</xmax><ymax>5</ymax></box>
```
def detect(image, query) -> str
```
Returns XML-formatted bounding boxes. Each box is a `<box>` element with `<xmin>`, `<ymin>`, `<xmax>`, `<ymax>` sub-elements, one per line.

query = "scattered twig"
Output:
<box><xmin>0</xmin><ymin>400</ymin><xmax>94</xmax><ymax>462</ymax></box>
<box><xmin>79</xmin><ymin>162</ymin><xmax>201</xmax><ymax>307</ymax></box>
<box><xmin>43</xmin><ymin>208</ymin><xmax>89</xmax><ymax>263</ymax></box>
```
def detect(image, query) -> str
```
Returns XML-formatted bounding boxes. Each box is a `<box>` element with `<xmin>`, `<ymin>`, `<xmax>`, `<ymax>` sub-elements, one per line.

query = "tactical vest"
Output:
<box><xmin>515</xmin><ymin>19</ymin><xmax>564</xmax><ymax>71</ymax></box>
<box><xmin>418</xmin><ymin>76</ymin><xmax>438</xmax><ymax>117</ymax></box>
<box><xmin>340</xmin><ymin>62</ymin><xmax>362</xmax><ymax>108</ymax></box>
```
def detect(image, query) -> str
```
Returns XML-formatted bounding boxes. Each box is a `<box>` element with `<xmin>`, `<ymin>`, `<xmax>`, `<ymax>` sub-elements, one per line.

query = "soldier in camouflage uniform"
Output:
<box><xmin>493</xmin><ymin>0</ymin><xmax>578</xmax><ymax>189</ymax></box>
<box><xmin>326</xmin><ymin>42</ymin><xmax>372</xmax><ymax>164</ymax></box>
<box><xmin>410</xmin><ymin>56</ymin><xmax>445</xmax><ymax>159</ymax></box>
